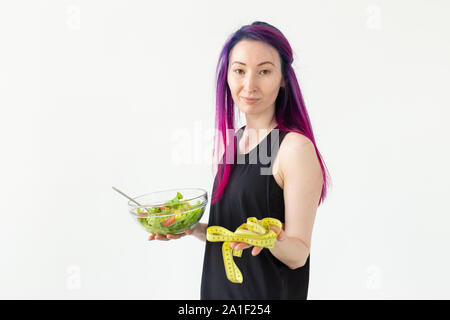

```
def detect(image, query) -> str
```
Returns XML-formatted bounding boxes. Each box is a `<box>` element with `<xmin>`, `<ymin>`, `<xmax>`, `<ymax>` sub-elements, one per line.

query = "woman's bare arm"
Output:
<box><xmin>190</xmin><ymin>222</ymin><xmax>208</xmax><ymax>242</ymax></box>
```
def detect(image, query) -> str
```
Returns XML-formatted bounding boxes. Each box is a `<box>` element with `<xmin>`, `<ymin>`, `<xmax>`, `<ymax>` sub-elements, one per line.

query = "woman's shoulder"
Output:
<box><xmin>282</xmin><ymin>131</ymin><xmax>313</xmax><ymax>149</ymax></box>
<box><xmin>278</xmin><ymin>131</ymin><xmax>318</xmax><ymax>177</ymax></box>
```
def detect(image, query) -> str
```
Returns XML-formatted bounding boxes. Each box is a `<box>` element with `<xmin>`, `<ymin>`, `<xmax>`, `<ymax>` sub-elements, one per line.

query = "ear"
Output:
<box><xmin>281</xmin><ymin>78</ymin><xmax>286</xmax><ymax>88</ymax></box>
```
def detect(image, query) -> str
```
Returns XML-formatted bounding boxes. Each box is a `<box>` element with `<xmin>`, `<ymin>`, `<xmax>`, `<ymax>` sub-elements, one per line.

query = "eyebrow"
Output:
<box><xmin>231</xmin><ymin>61</ymin><xmax>275</xmax><ymax>67</ymax></box>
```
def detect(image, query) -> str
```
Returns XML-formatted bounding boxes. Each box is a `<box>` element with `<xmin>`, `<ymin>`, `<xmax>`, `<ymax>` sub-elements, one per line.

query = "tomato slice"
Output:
<box><xmin>162</xmin><ymin>216</ymin><xmax>176</xmax><ymax>227</ymax></box>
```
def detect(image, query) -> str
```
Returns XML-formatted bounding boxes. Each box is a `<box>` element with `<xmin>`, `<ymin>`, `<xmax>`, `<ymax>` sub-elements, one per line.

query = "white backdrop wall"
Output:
<box><xmin>1</xmin><ymin>0</ymin><xmax>449</xmax><ymax>299</ymax></box>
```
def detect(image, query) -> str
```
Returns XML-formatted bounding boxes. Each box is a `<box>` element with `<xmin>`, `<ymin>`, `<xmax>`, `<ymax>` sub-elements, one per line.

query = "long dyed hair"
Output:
<box><xmin>211</xmin><ymin>21</ymin><xmax>331</xmax><ymax>206</ymax></box>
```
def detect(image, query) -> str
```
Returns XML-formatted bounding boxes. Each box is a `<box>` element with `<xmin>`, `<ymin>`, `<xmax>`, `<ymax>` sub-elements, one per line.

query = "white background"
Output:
<box><xmin>1</xmin><ymin>0</ymin><xmax>449</xmax><ymax>299</ymax></box>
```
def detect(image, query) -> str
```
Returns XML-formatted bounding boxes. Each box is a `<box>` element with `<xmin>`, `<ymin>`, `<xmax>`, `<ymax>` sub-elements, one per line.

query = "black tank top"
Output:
<box><xmin>200</xmin><ymin>125</ymin><xmax>310</xmax><ymax>300</ymax></box>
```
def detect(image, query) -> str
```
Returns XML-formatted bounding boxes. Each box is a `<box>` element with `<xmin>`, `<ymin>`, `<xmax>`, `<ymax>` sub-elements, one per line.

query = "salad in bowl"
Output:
<box><xmin>128</xmin><ymin>188</ymin><xmax>207</xmax><ymax>235</ymax></box>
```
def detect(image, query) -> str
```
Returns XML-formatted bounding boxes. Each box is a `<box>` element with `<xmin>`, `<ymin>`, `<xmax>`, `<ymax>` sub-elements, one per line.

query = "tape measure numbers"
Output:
<box><xmin>206</xmin><ymin>217</ymin><xmax>283</xmax><ymax>284</ymax></box>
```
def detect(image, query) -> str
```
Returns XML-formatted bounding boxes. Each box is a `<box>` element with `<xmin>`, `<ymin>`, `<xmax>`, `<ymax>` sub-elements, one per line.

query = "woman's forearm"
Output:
<box><xmin>191</xmin><ymin>221</ymin><xmax>310</xmax><ymax>269</ymax></box>
<box><xmin>269</xmin><ymin>236</ymin><xmax>310</xmax><ymax>270</ymax></box>
<box><xmin>192</xmin><ymin>222</ymin><xmax>208</xmax><ymax>242</ymax></box>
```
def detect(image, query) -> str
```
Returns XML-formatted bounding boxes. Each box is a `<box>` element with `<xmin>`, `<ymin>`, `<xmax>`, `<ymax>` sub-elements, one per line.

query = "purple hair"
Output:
<box><xmin>211</xmin><ymin>21</ymin><xmax>331</xmax><ymax>206</ymax></box>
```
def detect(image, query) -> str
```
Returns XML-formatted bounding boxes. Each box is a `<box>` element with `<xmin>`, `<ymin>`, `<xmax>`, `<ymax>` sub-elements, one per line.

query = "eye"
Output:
<box><xmin>233</xmin><ymin>69</ymin><xmax>271</xmax><ymax>75</ymax></box>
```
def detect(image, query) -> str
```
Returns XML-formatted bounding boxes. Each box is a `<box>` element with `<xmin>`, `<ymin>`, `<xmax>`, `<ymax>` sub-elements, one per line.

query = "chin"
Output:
<box><xmin>238</xmin><ymin>106</ymin><xmax>256</xmax><ymax>115</ymax></box>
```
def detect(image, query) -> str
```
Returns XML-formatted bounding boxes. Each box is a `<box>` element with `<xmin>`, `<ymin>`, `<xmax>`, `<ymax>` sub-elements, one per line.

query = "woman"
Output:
<box><xmin>149</xmin><ymin>21</ymin><xmax>331</xmax><ymax>300</ymax></box>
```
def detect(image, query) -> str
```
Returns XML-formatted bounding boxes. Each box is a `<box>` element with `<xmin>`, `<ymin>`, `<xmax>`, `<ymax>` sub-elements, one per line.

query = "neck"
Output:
<box><xmin>244</xmin><ymin>112</ymin><xmax>277</xmax><ymax>132</ymax></box>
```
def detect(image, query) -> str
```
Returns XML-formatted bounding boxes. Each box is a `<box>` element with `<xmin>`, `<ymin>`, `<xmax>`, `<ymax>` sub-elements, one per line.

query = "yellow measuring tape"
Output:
<box><xmin>206</xmin><ymin>217</ymin><xmax>282</xmax><ymax>284</ymax></box>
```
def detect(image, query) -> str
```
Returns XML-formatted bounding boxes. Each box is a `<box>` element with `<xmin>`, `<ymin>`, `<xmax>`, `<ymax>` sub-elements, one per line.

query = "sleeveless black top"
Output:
<box><xmin>200</xmin><ymin>125</ymin><xmax>310</xmax><ymax>300</ymax></box>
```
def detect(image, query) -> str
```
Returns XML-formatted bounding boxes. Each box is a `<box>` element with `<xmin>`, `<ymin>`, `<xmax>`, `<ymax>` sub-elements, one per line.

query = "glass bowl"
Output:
<box><xmin>128</xmin><ymin>188</ymin><xmax>208</xmax><ymax>236</ymax></box>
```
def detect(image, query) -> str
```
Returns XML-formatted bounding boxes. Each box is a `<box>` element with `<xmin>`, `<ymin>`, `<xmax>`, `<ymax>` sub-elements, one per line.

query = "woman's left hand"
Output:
<box><xmin>230</xmin><ymin>225</ymin><xmax>286</xmax><ymax>256</ymax></box>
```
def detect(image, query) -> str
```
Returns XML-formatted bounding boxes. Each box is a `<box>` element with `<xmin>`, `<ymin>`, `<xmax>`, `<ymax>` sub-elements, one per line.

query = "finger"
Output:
<box><xmin>230</xmin><ymin>242</ymin><xmax>239</xmax><ymax>249</ymax></box>
<box><xmin>232</xmin><ymin>242</ymin><xmax>241</xmax><ymax>250</ymax></box>
<box><xmin>235</xmin><ymin>243</ymin><xmax>251</xmax><ymax>251</ymax></box>
<box><xmin>252</xmin><ymin>246</ymin><xmax>264</xmax><ymax>256</ymax></box>
<box><xmin>276</xmin><ymin>228</ymin><xmax>286</xmax><ymax>241</ymax></box>
<box><xmin>167</xmin><ymin>234</ymin><xmax>182</xmax><ymax>239</ymax></box>
<box><xmin>270</xmin><ymin>226</ymin><xmax>285</xmax><ymax>240</ymax></box>
<box><xmin>155</xmin><ymin>234</ymin><xmax>169</xmax><ymax>241</ymax></box>
<box><xmin>270</xmin><ymin>225</ymin><xmax>281</xmax><ymax>234</ymax></box>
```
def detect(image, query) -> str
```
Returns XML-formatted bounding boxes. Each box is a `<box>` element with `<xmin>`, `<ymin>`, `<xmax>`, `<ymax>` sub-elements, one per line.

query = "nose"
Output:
<box><xmin>243</xmin><ymin>73</ymin><xmax>258</xmax><ymax>94</ymax></box>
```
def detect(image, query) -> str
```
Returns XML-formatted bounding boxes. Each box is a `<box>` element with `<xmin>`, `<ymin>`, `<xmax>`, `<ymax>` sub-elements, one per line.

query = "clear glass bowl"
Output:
<box><xmin>128</xmin><ymin>188</ymin><xmax>208</xmax><ymax>235</ymax></box>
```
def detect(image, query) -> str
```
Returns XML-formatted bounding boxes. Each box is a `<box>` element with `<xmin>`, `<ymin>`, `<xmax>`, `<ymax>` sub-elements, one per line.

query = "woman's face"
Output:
<box><xmin>227</xmin><ymin>39</ymin><xmax>285</xmax><ymax>116</ymax></box>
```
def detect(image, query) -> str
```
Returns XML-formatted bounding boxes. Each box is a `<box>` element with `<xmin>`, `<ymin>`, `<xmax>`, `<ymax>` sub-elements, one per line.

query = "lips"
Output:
<box><xmin>241</xmin><ymin>97</ymin><xmax>260</xmax><ymax>104</ymax></box>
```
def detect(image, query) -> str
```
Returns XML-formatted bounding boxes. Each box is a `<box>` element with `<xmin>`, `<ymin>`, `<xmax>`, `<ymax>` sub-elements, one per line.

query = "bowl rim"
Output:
<box><xmin>129</xmin><ymin>202</ymin><xmax>206</xmax><ymax>218</ymax></box>
<box><xmin>127</xmin><ymin>187</ymin><xmax>208</xmax><ymax>216</ymax></box>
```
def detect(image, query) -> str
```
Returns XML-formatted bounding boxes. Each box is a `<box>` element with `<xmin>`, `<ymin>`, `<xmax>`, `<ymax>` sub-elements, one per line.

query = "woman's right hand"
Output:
<box><xmin>148</xmin><ymin>222</ymin><xmax>207</xmax><ymax>242</ymax></box>
<box><xmin>148</xmin><ymin>228</ymin><xmax>193</xmax><ymax>241</ymax></box>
